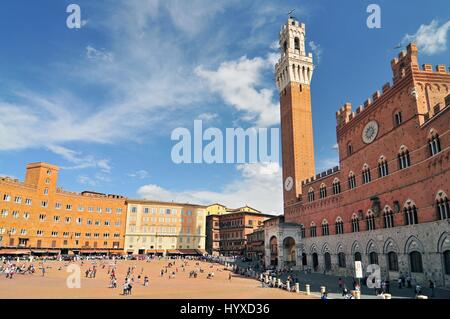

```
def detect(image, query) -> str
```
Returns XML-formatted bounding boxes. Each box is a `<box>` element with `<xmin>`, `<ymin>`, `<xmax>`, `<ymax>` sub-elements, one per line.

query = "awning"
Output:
<box><xmin>46</xmin><ymin>250</ymin><xmax>61</xmax><ymax>254</ymax></box>
<box><xmin>31</xmin><ymin>250</ymin><xmax>47</xmax><ymax>254</ymax></box>
<box><xmin>0</xmin><ymin>249</ymin><xmax>31</xmax><ymax>255</ymax></box>
<box><xmin>167</xmin><ymin>250</ymin><xmax>181</xmax><ymax>254</ymax></box>
<box><xmin>178</xmin><ymin>249</ymin><xmax>200</xmax><ymax>255</ymax></box>
<box><xmin>145</xmin><ymin>249</ymin><xmax>165</xmax><ymax>254</ymax></box>
<box><xmin>196</xmin><ymin>249</ymin><xmax>207</xmax><ymax>255</ymax></box>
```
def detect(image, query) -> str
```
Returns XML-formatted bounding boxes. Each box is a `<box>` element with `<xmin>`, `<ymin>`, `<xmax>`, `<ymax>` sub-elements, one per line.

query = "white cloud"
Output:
<box><xmin>195</xmin><ymin>55</ymin><xmax>279</xmax><ymax>127</ymax></box>
<box><xmin>128</xmin><ymin>170</ymin><xmax>151</xmax><ymax>179</ymax></box>
<box><xmin>309</xmin><ymin>41</ymin><xmax>322</xmax><ymax>64</ymax></box>
<box><xmin>137</xmin><ymin>162</ymin><xmax>282</xmax><ymax>214</ymax></box>
<box><xmin>86</xmin><ymin>46</ymin><xmax>114</xmax><ymax>63</ymax></box>
<box><xmin>196</xmin><ymin>112</ymin><xmax>219</xmax><ymax>123</ymax></box>
<box><xmin>403</xmin><ymin>20</ymin><xmax>450</xmax><ymax>55</ymax></box>
<box><xmin>48</xmin><ymin>145</ymin><xmax>111</xmax><ymax>173</ymax></box>
<box><xmin>77</xmin><ymin>174</ymin><xmax>111</xmax><ymax>187</ymax></box>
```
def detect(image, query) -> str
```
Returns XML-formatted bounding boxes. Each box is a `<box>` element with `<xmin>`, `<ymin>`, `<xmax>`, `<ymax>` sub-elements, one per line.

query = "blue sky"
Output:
<box><xmin>0</xmin><ymin>0</ymin><xmax>449</xmax><ymax>214</ymax></box>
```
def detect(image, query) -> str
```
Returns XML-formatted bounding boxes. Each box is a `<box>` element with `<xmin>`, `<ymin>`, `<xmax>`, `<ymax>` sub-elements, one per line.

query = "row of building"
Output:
<box><xmin>0</xmin><ymin>162</ymin><xmax>273</xmax><ymax>257</ymax></box>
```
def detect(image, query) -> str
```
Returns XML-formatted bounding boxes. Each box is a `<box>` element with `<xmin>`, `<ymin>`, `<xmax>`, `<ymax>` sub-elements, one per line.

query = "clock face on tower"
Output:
<box><xmin>284</xmin><ymin>176</ymin><xmax>294</xmax><ymax>192</ymax></box>
<box><xmin>362</xmin><ymin>121</ymin><xmax>379</xmax><ymax>144</ymax></box>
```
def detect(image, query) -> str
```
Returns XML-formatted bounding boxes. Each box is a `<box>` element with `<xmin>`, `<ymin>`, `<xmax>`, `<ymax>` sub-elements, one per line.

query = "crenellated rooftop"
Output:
<box><xmin>336</xmin><ymin>43</ymin><xmax>449</xmax><ymax>130</ymax></box>
<box><xmin>301</xmin><ymin>166</ymin><xmax>340</xmax><ymax>187</ymax></box>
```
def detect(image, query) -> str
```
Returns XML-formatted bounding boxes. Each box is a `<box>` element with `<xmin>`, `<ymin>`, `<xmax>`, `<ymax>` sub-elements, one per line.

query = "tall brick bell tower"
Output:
<box><xmin>275</xmin><ymin>17</ymin><xmax>316</xmax><ymax>207</ymax></box>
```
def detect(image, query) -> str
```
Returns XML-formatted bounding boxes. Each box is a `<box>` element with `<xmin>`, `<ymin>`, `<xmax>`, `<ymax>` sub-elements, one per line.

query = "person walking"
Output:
<box><xmin>429</xmin><ymin>280</ymin><xmax>435</xmax><ymax>298</ymax></box>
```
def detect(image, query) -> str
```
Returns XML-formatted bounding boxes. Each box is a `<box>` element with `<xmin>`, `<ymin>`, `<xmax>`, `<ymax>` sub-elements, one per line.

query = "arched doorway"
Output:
<box><xmin>269</xmin><ymin>236</ymin><xmax>278</xmax><ymax>267</ymax></box>
<box><xmin>302</xmin><ymin>253</ymin><xmax>307</xmax><ymax>266</ymax></box>
<box><xmin>312</xmin><ymin>253</ymin><xmax>319</xmax><ymax>271</ymax></box>
<box><xmin>324</xmin><ymin>252</ymin><xmax>332</xmax><ymax>271</ymax></box>
<box><xmin>283</xmin><ymin>237</ymin><xmax>296</xmax><ymax>267</ymax></box>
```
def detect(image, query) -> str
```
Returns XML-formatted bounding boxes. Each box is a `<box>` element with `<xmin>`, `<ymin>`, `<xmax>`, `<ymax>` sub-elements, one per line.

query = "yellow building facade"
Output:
<box><xmin>124</xmin><ymin>200</ymin><xmax>207</xmax><ymax>255</ymax></box>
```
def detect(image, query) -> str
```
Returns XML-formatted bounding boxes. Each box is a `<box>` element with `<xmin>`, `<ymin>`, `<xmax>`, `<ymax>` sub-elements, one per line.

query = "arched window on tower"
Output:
<box><xmin>347</xmin><ymin>143</ymin><xmax>353</xmax><ymax>156</ymax></box>
<box><xmin>294</xmin><ymin>37</ymin><xmax>300</xmax><ymax>51</ymax></box>
<box><xmin>394</xmin><ymin>111</ymin><xmax>403</xmax><ymax>126</ymax></box>
<box><xmin>428</xmin><ymin>130</ymin><xmax>442</xmax><ymax>157</ymax></box>
<box><xmin>436</xmin><ymin>191</ymin><xmax>449</xmax><ymax>220</ymax></box>
<box><xmin>378</xmin><ymin>156</ymin><xmax>389</xmax><ymax>178</ymax></box>
<box><xmin>404</xmin><ymin>200</ymin><xmax>418</xmax><ymax>225</ymax></box>
<box><xmin>283</xmin><ymin>41</ymin><xmax>288</xmax><ymax>54</ymax></box>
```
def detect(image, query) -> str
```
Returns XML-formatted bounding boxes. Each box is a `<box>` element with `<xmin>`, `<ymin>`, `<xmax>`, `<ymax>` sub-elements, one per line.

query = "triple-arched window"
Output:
<box><xmin>398</xmin><ymin>146</ymin><xmax>411</xmax><ymax>170</ymax></box>
<box><xmin>362</xmin><ymin>164</ymin><xmax>371</xmax><ymax>184</ymax></box>
<box><xmin>335</xmin><ymin>217</ymin><xmax>344</xmax><ymax>235</ymax></box>
<box><xmin>319</xmin><ymin>184</ymin><xmax>327</xmax><ymax>199</ymax></box>
<box><xmin>429</xmin><ymin>129</ymin><xmax>442</xmax><ymax>157</ymax></box>
<box><xmin>351</xmin><ymin>213</ymin><xmax>360</xmax><ymax>233</ymax></box>
<box><xmin>321</xmin><ymin>219</ymin><xmax>329</xmax><ymax>236</ymax></box>
<box><xmin>383</xmin><ymin>206</ymin><xmax>395</xmax><ymax>228</ymax></box>
<box><xmin>332</xmin><ymin>178</ymin><xmax>341</xmax><ymax>195</ymax></box>
<box><xmin>366</xmin><ymin>210</ymin><xmax>376</xmax><ymax>231</ymax></box>
<box><xmin>378</xmin><ymin>156</ymin><xmax>389</xmax><ymax>178</ymax></box>
<box><xmin>404</xmin><ymin>200</ymin><xmax>418</xmax><ymax>225</ymax></box>
<box><xmin>348</xmin><ymin>171</ymin><xmax>357</xmax><ymax>189</ymax></box>
<box><xmin>436</xmin><ymin>191</ymin><xmax>449</xmax><ymax>220</ymax></box>
<box><xmin>308</xmin><ymin>188</ymin><xmax>315</xmax><ymax>202</ymax></box>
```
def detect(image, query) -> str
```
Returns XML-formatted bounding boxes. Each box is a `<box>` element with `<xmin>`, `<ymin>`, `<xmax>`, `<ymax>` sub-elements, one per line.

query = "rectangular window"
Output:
<box><xmin>66</xmin><ymin>204</ymin><xmax>72</xmax><ymax>211</ymax></box>
<box><xmin>55</xmin><ymin>202</ymin><xmax>61</xmax><ymax>209</ymax></box>
<box><xmin>25</xmin><ymin>198</ymin><xmax>32</xmax><ymax>205</ymax></box>
<box><xmin>3</xmin><ymin>194</ymin><xmax>11</xmax><ymax>202</ymax></box>
<box><xmin>14</xmin><ymin>196</ymin><xmax>22</xmax><ymax>204</ymax></box>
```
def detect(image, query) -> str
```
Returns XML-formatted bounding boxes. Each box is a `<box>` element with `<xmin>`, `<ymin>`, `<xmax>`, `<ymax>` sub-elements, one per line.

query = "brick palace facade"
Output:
<box><xmin>266</xmin><ymin>17</ymin><xmax>450</xmax><ymax>287</ymax></box>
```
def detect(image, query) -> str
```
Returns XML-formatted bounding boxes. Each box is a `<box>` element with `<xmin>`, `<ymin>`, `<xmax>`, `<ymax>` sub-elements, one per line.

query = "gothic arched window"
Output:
<box><xmin>294</xmin><ymin>37</ymin><xmax>300</xmax><ymax>51</ymax></box>
<box><xmin>404</xmin><ymin>201</ymin><xmax>418</xmax><ymax>225</ymax></box>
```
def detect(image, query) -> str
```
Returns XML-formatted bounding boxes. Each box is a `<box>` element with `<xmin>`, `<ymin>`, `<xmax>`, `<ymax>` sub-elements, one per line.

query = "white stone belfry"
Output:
<box><xmin>275</xmin><ymin>17</ymin><xmax>314</xmax><ymax>92</ymax></box>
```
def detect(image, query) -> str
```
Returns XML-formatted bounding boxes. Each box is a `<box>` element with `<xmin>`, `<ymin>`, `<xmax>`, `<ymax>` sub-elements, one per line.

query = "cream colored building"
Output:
<box><xmin>124</xmin><ymin>200</ymin><xmax>207</xmax><ymax>255</ymax></box>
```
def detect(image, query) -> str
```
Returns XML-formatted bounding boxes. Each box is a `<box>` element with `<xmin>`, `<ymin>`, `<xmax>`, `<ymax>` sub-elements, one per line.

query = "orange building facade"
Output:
<box><xmin>0</xmin><ymin>163</ymin><xmax>127</xmax><ymax>255</ymax></box>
